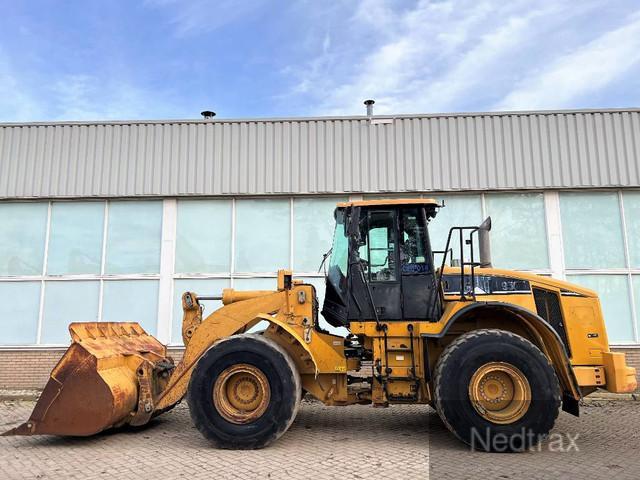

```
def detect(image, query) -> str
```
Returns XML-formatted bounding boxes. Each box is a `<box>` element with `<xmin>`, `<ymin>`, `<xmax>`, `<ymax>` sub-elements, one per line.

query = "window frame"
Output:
<box><xmin>1</xmin><ymin>190</ymin><xmax>640</xmax><ymax>348</ymax></box>
<box><xmin>0</xmin><ymin>201</ymin><xmax>48</xmax><ymax>276</ymax></box>
<box><xmin>559</xmin><ymin>190</ymin><xmax>640</xmax><ymax>345</ymax></box>
<box><xmin>170</xmin><ymin>195</ymin><xmax>351</xmax><ymax>344</ymax></box>
<box><xmin>174</xmin><ymin>198</ymin><xmax>233</xmax><ymax>274</ymax></box>
<box><xmin>0</xmin><ymin>199</ymin><xmax>163</xmax><ymax>347</ymax></box>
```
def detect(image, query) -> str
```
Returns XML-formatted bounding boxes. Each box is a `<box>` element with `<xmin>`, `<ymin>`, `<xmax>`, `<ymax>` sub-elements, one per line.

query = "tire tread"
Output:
<box><xmin>433</xmin><ymin>328</ymin><xmax>561</xmax><ymax>450</ymax></box>
<box><xmin>188</xmin><ymin>333</ymin><xmax>301</xmax><ymax>449</ymax></box>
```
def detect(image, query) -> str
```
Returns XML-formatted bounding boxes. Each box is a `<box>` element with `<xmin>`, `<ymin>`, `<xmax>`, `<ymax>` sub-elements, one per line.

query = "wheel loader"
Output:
<box><xmin>4</xmin><ymin>198</ymin><xmax>637</xmax><ymax>451</ymax></box>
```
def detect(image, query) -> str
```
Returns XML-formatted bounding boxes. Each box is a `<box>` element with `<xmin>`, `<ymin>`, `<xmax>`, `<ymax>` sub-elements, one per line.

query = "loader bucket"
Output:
<box><xmin>2</xmin><ymin>322</ymin><xmax>173</xmax><ymax>437</ymax></box>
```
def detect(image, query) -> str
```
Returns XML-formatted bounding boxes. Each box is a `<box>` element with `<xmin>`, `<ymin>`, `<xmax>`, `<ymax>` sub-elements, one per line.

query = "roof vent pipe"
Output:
<box><xmin>364</xmin><ymin>99</ymin><xmax>375</xmax><ymax>116</ymax></box>
<box><xmin>201</xmin><ymin>110</ymin><xmax>216</xmax><ymax>119</ymax></box>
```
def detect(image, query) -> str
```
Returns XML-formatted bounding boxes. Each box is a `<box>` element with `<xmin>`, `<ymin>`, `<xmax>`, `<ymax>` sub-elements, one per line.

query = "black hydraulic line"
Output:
<box><xmin>380</xmin><ymin>324</ymin><xmax>392</xmax><ymax>402</ymax></box>
<box><xmin>374</xmin><ymin>358</ymin><xmax>382</xmax><ymax>383</ymax></box>
<box><xmin>317</xmin><ymin>247</ymin><xmax>332</xmax><ymax>274</ymax></box>
<box><xmin>361</xmin><ymin>267</ymin><xmax>381</xmax><ymax>327</ymax></box>
<box><xmin>407</xmin><ymin>324</ymin><xmax>416</xmax><ymax>379</ymax></box>
<box><xmin>381</xmin><ymin>324</ymin><xmax>391</xmax><ymax>376</ymax></box>
<box><xmin>422</xmin><ymin>337</ymin><xmax>431</xmax><ymax>382</ymax></box>
<box><xmin>369</xmin><ymin>325</ymin><xmax>392</xmax><ymax>403</ymax></box>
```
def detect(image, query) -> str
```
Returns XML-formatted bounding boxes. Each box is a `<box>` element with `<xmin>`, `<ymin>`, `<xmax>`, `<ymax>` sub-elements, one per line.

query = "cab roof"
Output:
<box><xmin>336</xmin><ymin>198</ymin><xmax>439</xmax><ymax>208</ymax></box>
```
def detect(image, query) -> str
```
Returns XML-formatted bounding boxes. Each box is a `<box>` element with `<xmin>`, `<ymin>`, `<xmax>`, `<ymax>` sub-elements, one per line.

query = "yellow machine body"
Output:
<box><xmin>4</xmin><ymin>199</ymin><xmax>636</xmax><ymax>441</ymax></box>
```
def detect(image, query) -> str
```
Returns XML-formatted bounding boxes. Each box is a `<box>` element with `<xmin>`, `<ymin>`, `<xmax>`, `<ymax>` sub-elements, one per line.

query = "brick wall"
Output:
<box><xmin>617</xmin><ymin>347</ymin><xmax>640</xmax><ymax>383</ymax></box>
<box><xmin>1</xmin><ymin>347</ymin><xmax>638</xmax><ymax>391</ymax></box>
<box><xmin>0</xmin><ymin>348</ymin><xmax>185</xmax><ymax>390</ymax></box>
<box><xmin>0</xmin><ymin>349</ymin><xmax>68</xmax><ymax>390</ymax></box>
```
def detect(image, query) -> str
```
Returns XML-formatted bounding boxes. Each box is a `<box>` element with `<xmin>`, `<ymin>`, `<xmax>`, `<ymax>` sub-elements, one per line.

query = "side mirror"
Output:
<box><xmin>478</xmin><ymin>216</ymin><xmax>492</xmax><ymax>268</ymax></box>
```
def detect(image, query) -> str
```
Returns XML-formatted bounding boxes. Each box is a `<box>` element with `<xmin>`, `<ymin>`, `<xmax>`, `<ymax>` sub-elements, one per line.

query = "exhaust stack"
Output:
<box><xmin>478</xmin><ymin>217</ymin><xmax>492</xmax><ymax>267</ymax></box>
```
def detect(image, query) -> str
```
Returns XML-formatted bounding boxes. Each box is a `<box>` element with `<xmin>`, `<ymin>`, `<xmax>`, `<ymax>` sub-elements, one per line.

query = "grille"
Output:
<box><xmin>533</xmin><ymin>288</ymin><xmax>571</xmax><ymax>356</ymax></box>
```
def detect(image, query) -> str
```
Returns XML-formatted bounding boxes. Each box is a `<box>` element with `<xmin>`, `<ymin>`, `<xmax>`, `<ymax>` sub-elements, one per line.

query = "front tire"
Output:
<box><xmin>187</xmin><ymin>333</ymin><xmax>301</xmax><ymax>449</ymax></box>
<box><xmin>433</xmin><ymin>329</ymin><xmax>560</xmax><ymax>452</ymax></box>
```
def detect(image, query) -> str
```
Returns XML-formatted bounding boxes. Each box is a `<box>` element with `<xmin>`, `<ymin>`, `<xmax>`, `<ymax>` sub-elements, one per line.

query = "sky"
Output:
<box><xmin>1</xmin><ymin>0</ymin><xmax>640</xmax><ymax>122</ymax></box>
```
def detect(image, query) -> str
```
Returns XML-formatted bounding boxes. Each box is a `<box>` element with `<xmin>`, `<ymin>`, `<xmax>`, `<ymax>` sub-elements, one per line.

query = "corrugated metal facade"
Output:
<box><xmin>1</xmin><ymin>108</ymin><xmax>639</xmax><ymax>199</ymax></box>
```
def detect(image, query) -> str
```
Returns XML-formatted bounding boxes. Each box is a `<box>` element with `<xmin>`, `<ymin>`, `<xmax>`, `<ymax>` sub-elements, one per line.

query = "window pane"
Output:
<box><xmin>361</xmin><ymin>211</ymin><xmax>397</xmax><ymax>282</ymax></box>
<box><xmin>41</xmin><ymin>281</ymin><xmax>99</xmax><ymax>344</ymax></box>
<box><xmin>47</xmin><ymin>202</ymin><xmax>104</xmax><ymax>274</ymax></box>
<box><xmin>0</xmin><ymin>282</ymin><xmax>40</xmax><ymax>345</ymax></box>
<box><xmin>235</xmin><ymin>199</ymin><xmax>290</xmax><ymax>273</ymax></box>
<box><xmin>293</xmin><ymin>198</ymin><xmax>345</xmax><ymax>273</ymax></box>
<box><xmin>485</xmin><ymin>193</ymin><xmax>549</xmax><ymax>270</ymax></box>
<box><xmin>623</xmin><ymin>192</ymin><xmax>640</xmax><ymax>268</ymax></box>
<box><xmin>175</xmin><ymin>200</ymin><xmax>231</xmax><ymax>273</ymax></box>
<box><xmin>103</xmin><ymin>280</ymin><xmax>159</xmax><ymax>335</ymax></box>
<box><xmin>172</xmin><ymin>279</ymin><xmax>229</xmax><ymax>344</ymax></box>
<box><xmin>0</xmin><ymin>202</ymin><xmax>48</xmax><ymax>275</ymax></box>
<box><xmin>328</xmin><ymin>214</ymin><xmax>348</xmax><ymax>276</ymax></box>
<box><xmin>105</xmin><ymin>201</ymin><xmax>162</xmax><ymax>274</ymax></box>
<box><xmin>560</xmin><ymin>192</ymin><xmax>625</xmax><ymax>269</ymax></box>
<box><xmin>429</xmin><ymin>195</ymin><xmax>482</xmax><ymax>265</ymax></box>
<box><xmin>233</xmin><ymin>277</ymin><xmax>277</xmax><ymax>290</ymax></box>
<box><xmin>632</xmin><ymin>276</ymin><xmax>640</xmax><ymax>343</ymax></box>
<box><xmin>568</xmin><ymin>274</ymin><xmax>634</xmax><ymax>343</ymax></box>
<box><xmin>400</xmin><ymin>208</ymin><xmax>429</xmax><ymax>271</ymax></box>
<box><xmin>232</xmin><ymin>277</ymin><xmax>278</xmax><ymax>334</ymax></box>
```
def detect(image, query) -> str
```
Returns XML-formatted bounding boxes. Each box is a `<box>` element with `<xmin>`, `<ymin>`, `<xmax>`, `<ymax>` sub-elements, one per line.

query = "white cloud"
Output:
<box><xmin>146</xmin><ymin>0</ymin><xmax>267</xmax><ymax>36</ymax></box>
<box><xmin>0</xmin><ymin>50</ymin><xmax>40</xmax><ymax>121</ymax></box>
<box><xmin>49</xmin><ymin>74</ymin><xmax>179</xmax><ymax>121</ymax></box>
<box><xmin>286</xmin><ymin>29</ymin><xmax>334</xmax><ymax>96</ymax></box>
<box><xmin>2</xmin><ymin>0</ymin><xmax>639</xmax><ymax>122</ymax></box>
<box><xmin>281</xmin><ymin>0</ymin><xmax>638</xmax><ymax>116</ymax></box>
<box><xmin>496</xmin><ymin>12</ymin><xmax>640</xmax><ymax>110</ymax></box>
<box><xmin>0</xmin><ymin>65</ymin><xmax>177</xmax><ymax>122</ymax></box>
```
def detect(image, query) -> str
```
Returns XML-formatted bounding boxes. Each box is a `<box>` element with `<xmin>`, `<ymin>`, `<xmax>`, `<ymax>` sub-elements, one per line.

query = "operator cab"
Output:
<box><xmin>322</xmin><ymin>199</ymin><xmax>441</xmax><ymax>327</ymax></box>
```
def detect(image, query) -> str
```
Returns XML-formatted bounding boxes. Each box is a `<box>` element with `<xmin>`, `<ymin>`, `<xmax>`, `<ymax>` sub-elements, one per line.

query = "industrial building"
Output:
<box><xmin>1</xmin><ymin>106</ymin><xmax>639</xmax><ymax>388</ymax></box>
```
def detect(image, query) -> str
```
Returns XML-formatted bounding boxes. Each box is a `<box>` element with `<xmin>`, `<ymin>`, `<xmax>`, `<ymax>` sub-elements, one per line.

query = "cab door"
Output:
<box><xmin>399</xmin><ymin>206</ymin><xmax>439</xmax><ymax>320</ymax></box>
<box><xmin>348</xmin><ymin>208</ymin><xmax>402</xmax><ymax>321</ymax></box>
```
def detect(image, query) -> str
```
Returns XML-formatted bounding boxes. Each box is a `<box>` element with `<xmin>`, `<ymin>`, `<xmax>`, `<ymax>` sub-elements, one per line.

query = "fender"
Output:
<box><xmin>425</xmin><ymin>301</ymin><xmax>581</xmax><ymax>402</ymax></box>
<box><xmin>256</xmin><ymin>313</ymin><xmax>319</xmax><ymax>374</ymax></box>
<box><xmin>256</xmin><ymin>313</ymin><xmax>347</xmax><ymax>376</ymax></box>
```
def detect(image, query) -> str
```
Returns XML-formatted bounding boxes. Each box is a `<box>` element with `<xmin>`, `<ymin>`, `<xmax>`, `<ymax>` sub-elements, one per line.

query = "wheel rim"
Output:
<box><xmin>213</xmin><ymin>364</ymin><xmax>271</xmax><ymax>424</ymax></box>
<box><xmin>468</xmin><ymin>362</ymin><xmax>531</xmax><ymax>424</ymax></box>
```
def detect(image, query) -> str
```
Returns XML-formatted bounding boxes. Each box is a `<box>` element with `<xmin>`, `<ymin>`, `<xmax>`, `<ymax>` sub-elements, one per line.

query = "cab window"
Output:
<box><xmin>359</xmin><ymin>210</ymin><xmax>397</xmax><ymax>282</ymax></box>
<box><xmin>400</xmin><ymin>208</ymin><xmax>430</xmax><ymax>273</ymax></box>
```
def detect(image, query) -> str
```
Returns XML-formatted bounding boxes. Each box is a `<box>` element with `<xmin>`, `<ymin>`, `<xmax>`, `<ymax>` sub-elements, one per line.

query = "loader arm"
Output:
<box><xmin>3</xmin><ymin>270</ymin><xmax>345</xmax><ymax>438</ymax></box>
<box><xmin>158</xmin><ymin>278</ymin><xmax>348</xmax><ymax>411</ymax></box>
<box><xmin>155</xmin><ymin>290</ymin><xmax>288</xmax><ymax>411</ymax></box>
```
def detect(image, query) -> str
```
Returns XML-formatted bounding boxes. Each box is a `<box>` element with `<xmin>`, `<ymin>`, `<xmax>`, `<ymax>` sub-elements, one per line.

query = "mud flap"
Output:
<box><xmin>562</xmin><ymin>392</ymin><xmax>580</xmax><ymax>417</ymax></box>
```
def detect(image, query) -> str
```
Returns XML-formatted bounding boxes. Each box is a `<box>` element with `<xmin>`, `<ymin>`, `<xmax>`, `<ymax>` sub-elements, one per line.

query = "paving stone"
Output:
<box><xmin>0</xmin><ymin>399</ymin><xmax>638</xmax><ymax>479</ymax></box>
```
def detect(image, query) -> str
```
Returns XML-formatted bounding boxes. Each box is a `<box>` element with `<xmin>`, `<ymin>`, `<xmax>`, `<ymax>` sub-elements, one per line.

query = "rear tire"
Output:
<box><xmin>187</xmin><ymin>333</ymin><xmax>301</xmax><ymax>449</ymax></box>
<box><xmin>433</xmin><ymin>329</ymin><xmax>560</xmax><ymax>452</ymax></box>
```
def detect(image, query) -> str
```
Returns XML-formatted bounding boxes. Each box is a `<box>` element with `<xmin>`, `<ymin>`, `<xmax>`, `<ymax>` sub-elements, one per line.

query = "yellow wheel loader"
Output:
<box><xmin>4</xmin><ymin>199</ymin><xmax>637</xmax><ymax>452</ymax></box>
